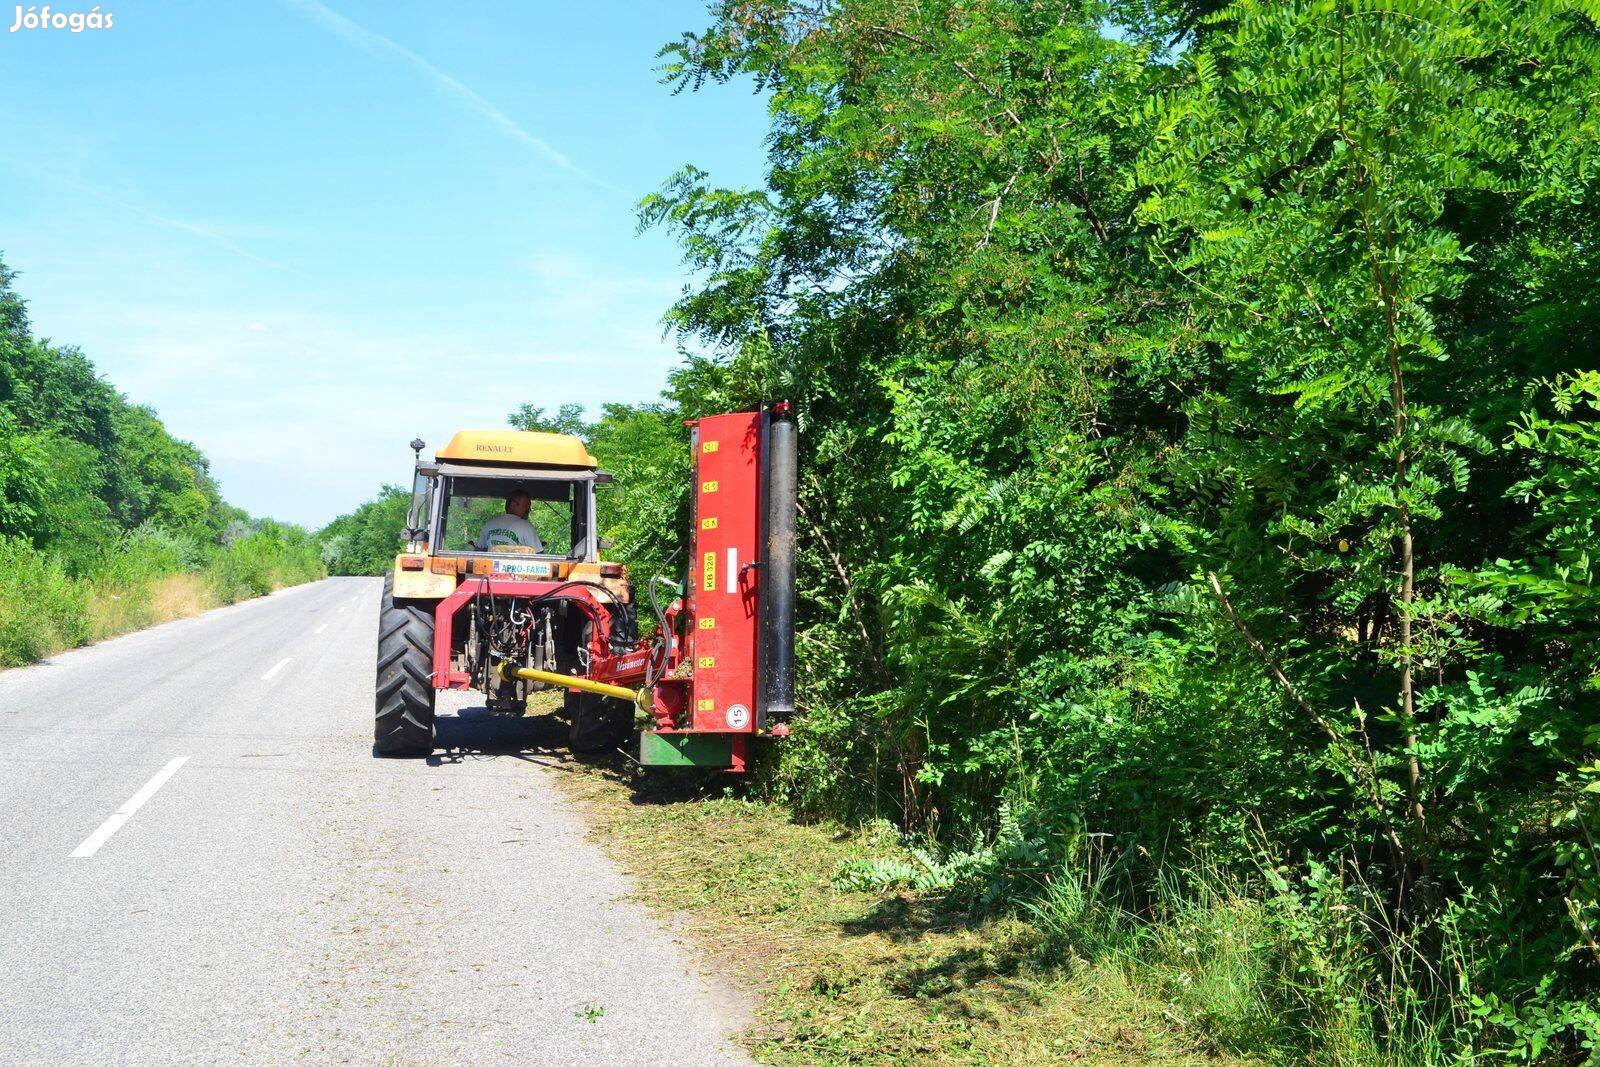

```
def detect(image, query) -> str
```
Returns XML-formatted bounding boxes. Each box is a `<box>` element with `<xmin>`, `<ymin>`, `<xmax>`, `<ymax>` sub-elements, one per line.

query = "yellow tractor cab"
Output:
<box><xmin>394</xmin><ymin>429</ymin><xmax>619</xmax><ymax>599</ymax></box>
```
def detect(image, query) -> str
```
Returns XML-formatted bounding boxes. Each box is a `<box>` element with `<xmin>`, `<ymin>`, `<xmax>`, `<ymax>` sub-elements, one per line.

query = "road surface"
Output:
<box><xmin>0</xmin><ymin>577</ymin><xmax>751</xmax><ymax>1065</ymax></box>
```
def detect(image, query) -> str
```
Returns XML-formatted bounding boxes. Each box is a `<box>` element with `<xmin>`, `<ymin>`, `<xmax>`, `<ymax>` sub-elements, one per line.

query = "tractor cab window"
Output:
<box><xmin>435</xmin><ymin>474</ymin><xmax>592</xmax><ymax>559</ymax></box>
<box><xmin>405</xmin><ymin>467</ymin><xmax>435</xmax><ymax>545</ymax></box>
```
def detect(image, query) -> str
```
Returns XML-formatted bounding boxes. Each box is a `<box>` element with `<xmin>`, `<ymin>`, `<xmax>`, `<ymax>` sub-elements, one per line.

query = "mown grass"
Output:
<box><xmin>557</xmin><ymin>763</ymin><xmax>1251</xmax><ymax>1065</ymax></box>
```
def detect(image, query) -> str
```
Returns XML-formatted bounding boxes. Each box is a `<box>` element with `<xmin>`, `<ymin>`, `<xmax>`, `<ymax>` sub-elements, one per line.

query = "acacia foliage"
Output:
<box><xmin>637</xmin><ymin>0</ymin><xmax>1600</xmax><ymax>1057</ymax></box>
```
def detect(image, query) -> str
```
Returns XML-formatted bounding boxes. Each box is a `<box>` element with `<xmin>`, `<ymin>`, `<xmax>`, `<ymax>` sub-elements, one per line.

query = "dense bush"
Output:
<box><xmin>607</xmin><ymin>0</ymin><xmax>1600</xmax><ymax>1059</ymax></box>
<box><xmin>207</xmin><ymin>524</ymin><xmax>326</xmax><ymax>602</ymax></box>
<box><xmin>317</xmin><ymin>486</ymin><xmax>409</xmax><ymax>576</ymax></box>
<box><xmin>0</xmin><ymin>537</ymin><xmax>90</xmax><ymax>665</ymax></box>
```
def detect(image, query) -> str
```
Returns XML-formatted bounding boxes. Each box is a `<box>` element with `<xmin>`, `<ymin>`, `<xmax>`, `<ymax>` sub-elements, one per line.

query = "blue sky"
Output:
<box><xmin>1</xmin><ymin>0</ymin><xmax>768</xmax><ymax>526</ymax></box>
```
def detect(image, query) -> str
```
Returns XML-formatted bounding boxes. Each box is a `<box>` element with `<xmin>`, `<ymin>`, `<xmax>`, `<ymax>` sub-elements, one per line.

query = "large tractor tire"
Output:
<box><xmin>566</xmin><ymin>691</ymin><xmax>634</xmax><ymax>754</ymax></box>
<box><xmin>374</xmin><ymin>573</ymin><xmax>436</xmax><ymax>757</ymax></box>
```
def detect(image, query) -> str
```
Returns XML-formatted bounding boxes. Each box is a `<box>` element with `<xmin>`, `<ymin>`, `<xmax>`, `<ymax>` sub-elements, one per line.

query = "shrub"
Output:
<box><xmin>206</xmin><ymin>529</ymin><xmax>324</xmax><ymax>603</ymax></box>
<box><xmin>0</xmin><ymin>537</ymin><xmax>91</xmax><ymax>666</ymax></box>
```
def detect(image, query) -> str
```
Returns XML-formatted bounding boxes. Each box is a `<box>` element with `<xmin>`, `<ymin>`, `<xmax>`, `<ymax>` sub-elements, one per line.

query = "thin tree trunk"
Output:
<box><xmin>1338</xmin><ymin>0</ymin><xmax>1427</xmax><ymax>869</ymax></box>
<box><xmin>1383</xmin><ymin>278</ymin><xmax>1428</xmax><ymax>877</ymax></box>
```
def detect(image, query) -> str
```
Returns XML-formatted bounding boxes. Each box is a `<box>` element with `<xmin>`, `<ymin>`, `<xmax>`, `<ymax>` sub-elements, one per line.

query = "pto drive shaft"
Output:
<box><xmin>497</xmin><ymin>662</ymin><xmax>652</xmax><ymax>712</ymax></box>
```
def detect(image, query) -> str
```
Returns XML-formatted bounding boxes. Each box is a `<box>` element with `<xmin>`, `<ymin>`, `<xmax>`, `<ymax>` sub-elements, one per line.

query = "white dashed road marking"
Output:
<box><xmin>70</xmin><ymin>757</ymin><xmax>190</xmax><ymax>858</ymax></box>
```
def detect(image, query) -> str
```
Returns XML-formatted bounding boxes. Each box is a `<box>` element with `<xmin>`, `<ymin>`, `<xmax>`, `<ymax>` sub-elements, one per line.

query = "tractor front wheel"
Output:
<box><xmin>566</xmin><ymin>691</ymin><xmax>634</xmax><ymax>754</ymax></box>
<box><xmin>374</xmin><ymin>574</ymin><xmax>436</xmax><ymax>757</ymax></box>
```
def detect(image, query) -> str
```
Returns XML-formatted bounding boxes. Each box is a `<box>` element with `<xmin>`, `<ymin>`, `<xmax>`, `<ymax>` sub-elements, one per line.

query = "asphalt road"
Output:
<box><xmin>0</xmin><ymin>577</ymin><xmax>751</xmax><ymax>1066</ymax></box>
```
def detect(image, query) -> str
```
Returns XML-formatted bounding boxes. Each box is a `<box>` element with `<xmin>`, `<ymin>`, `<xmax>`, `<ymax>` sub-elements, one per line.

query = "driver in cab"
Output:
<box><xmin>475</xmin><ymin>489</ymin><xmax>544</xmax><ymax>552</ymax></box>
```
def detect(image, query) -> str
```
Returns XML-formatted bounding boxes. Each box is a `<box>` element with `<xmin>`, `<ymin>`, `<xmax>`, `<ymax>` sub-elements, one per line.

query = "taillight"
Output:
<box><xmin>399</xmin><ymin>556</ymin><xmax>424</xmax><ymax>571</ymax></box>
<box><xmin>599</xmin><ymin>563</ymin><xmax>623</xmax><ymax>578</ymax></box>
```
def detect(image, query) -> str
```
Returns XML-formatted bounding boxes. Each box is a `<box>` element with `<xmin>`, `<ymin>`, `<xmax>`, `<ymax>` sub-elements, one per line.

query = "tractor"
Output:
<box><xmin>373</xmin><ymin>404</ymin><xmax>796</xmax><ymax>769</ymax></box>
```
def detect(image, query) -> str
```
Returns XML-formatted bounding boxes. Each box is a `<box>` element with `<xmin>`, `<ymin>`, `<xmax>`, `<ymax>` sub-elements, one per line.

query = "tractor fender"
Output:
<box><xmin>391</xmin><ymin>558</ymin><xmax>456</xmax><ymax>599</ymax></box>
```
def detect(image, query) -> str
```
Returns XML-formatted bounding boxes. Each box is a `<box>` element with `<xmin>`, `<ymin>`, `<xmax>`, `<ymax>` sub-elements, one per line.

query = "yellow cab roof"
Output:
<box><xmin>435</xmin><ymin>429</ymin><xmax>598</xmax><ymax>468</ymax></box>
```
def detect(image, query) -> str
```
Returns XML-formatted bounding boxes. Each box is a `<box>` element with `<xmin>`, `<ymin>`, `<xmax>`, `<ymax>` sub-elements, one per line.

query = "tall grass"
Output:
<box><xmin>837</xmin><ymin>822</ymin><xmax>1494</xmax><ymax>1064</ymax></box>
<box><xmin>0</xmin><ymin>538</ymin><xmax>91</xmax><ymax>665</ymax></box>
<box><xmin>0</xmin><ymin>529</ymin><xmax>324</xmax><ymax>668</ymax></box>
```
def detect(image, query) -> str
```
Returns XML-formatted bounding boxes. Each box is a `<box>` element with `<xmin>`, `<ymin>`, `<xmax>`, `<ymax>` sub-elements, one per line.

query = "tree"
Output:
<box><xmin>645</xmin><ymin>0</ymin><xmax>1600</xmax><ymax>1055</ymax></box>
<box><xmin>507</xmin><ymin>402</ymin><xmax>591</xmax><ymax>438</ymax></box>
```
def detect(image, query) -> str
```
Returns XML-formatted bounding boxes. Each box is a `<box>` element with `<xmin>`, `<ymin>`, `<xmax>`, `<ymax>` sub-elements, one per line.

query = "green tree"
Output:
<box><xmin>508</xmin><ymin>402</ymin><xmax>590</xmax><ymax>437</ymax></box>
<box><xmin>645</xmin><ymin>0</ymin><xmax>1600</xmax><ymax>1055</ymax></box>
<box><xmin>317</xmin><ymin>487</ymin><xmax>410</xmax><ymax>576</ymax></box>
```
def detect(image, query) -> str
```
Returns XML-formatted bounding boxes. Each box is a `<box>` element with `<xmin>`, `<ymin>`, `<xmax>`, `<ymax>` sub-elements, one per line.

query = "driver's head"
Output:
<box><xmin>505</xmin><ymin>490</ymin><xmax>531</xmax><ymax>519</ymax></box>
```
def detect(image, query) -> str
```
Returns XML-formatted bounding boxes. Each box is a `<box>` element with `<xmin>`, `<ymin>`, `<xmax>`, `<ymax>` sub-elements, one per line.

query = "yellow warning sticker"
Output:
<box><xmin>702</xmin><ymin>441</ymin><xmax>719</xmax><ymax>453</ymax></box>
<box><xmin>702</xmin><ymin>551</ymin><xmax>716</xmax><ymax>592</ymax></box>
<box><xmin>698</xmin><ymin>617</ymin><xmax>716</xmax><ymax>630</ymax></box>
<box><xmin>697</xmin><ymin>656</ymin><xmax>715</xmax><ymax>669</ymax></box>
<box><xmin>701</xmin><ymin>516</ymin><xmax>718</xmax><ymax>530</ymax></box>
<box><xmin>697</xmin><ymin>698</ymin><xmax>714</xmax><ymax>711</ymax></box>
<box><xmin>701</xmin><ymin>480</ymin><xmax>719</xmax><ymax>493</ymax></box>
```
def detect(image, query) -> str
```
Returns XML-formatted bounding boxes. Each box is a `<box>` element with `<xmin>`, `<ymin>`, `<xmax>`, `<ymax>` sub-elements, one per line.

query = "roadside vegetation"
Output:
<box><xmin>324</xmin><ymin>2</ymin><xmax>1600</xmax><ymax>1058</ymax></box>
<box><xmin>608</xmin><ymin>1</ymin><xmax>1597</xmax><ymax>1060</ymax></box>
<box><xmin>566</xmin><ymin>761</ymin><xmax>1262</xmax><ymax>1065</ymax></box>
<box><xmin>0</xmin><ymin>258</ymin><xmax>324</xmax><ymax>668</ymax></box>
<box><xmin>318</xmin><ymin>485</ymin><xmax>409</xmax><ymax>576</ymax></box>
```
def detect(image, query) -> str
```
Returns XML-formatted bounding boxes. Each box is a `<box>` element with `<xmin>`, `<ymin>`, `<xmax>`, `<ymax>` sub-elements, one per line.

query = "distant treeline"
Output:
<box><xmin>0</xmin><ymin>256</ymin><xmax>324</xmax><ymax>666</ymax></box>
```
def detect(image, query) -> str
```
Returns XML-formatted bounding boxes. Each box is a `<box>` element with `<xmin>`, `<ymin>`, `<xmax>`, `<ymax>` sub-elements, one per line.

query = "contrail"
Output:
<box><xmin>279</xmin><ymin>0</ymin><xmax>624</xmax><ymax>196</ymax></box>
<box><xmin>0</xmin><ymin>154</ymin><xmax>308</xmax><ymax>277</ymax></box>
<box><xmin>111</xmin><ymin>198</ymin><xmax>309</xmax><ymax>278</ymax></box>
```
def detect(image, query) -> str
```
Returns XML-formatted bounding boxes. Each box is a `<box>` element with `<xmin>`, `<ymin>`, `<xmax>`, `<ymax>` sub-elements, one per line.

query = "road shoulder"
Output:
<box><xmin>556</xmin><ymin>763</ymin><xmax>1244</xmax><ymax>1066</ymax></box>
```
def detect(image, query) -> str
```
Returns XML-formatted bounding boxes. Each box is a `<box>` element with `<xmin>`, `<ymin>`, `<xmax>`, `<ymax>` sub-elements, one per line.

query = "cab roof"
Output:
<box><xmin>435</xmin><ymin>429</ymin><xmax>597</xmax><ymax>469</ymax></box>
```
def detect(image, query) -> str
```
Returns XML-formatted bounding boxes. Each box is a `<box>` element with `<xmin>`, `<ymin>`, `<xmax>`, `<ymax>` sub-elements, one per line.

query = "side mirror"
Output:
<box><xmin>594</xmin><ymin>470</ymin><xmax>616</xmax><ymax>486</ymax></box>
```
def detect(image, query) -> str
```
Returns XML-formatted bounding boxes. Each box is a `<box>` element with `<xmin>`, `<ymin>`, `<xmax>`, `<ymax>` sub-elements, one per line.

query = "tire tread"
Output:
<box><xmin>374</xmin><ymin>573</ymin><xmax>436</xmax><ymax>757</ymax></box>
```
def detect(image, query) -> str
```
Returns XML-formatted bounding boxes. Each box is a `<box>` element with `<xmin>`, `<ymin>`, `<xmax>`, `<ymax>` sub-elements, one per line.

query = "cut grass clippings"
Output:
<box><xmin>557</xmin><ymin>760</ymin><xmax>1248</xmax><ymax>1066</ymax></box>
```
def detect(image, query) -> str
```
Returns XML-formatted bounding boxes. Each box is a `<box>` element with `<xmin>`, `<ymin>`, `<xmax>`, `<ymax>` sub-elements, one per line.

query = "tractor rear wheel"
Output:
<box><xmin>374</xmin><ymin>573</ymin><xmax>436</xmax><ymax>757</ymax></box>
<box><xmin>566</xmin><ymin>691</ymin><xmax>634</xmax><ymax>754</ymax></box>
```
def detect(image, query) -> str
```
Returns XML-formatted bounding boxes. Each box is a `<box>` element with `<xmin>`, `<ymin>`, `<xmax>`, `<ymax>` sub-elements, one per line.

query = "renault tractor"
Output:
<box><xmin>373</xmin><ymin>404</ymin><xmax>796</xmax><ymax>769</ymax></box>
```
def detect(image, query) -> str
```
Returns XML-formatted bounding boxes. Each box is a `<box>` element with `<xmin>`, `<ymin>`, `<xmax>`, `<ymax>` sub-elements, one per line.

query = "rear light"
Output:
<box><xmin>599</xmin><ymin>563</ymin><xmax>623</xmax><ymax>578</ymax></box>
<box><xmin>399</xmin><ymin>556</ymin><xmax>424</xmax><ymax>571</ymax></box>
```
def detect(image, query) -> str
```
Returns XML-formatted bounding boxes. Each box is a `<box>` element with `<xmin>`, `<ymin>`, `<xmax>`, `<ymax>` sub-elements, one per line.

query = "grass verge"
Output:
<box><xmin>87</xmin><ymin>572</ymin><xmax>220</xmax><ymax>642</ymax></box>
<box><xmin>557</xmin><ymin>761</ymin><xmax>1249</xmax><ymax>1065</ymax></box>
<box><xmin>0</xmin><ymin>532</ymin><xmax>325</xmax><ymax>668</ymax></box>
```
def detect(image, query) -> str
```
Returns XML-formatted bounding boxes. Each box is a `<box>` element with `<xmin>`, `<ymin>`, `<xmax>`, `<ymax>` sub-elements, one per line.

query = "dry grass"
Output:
<box><xmin>556</xmin><ymin>761</ymin><xmax>1242</xmax><ymax>1066</ymax></box>
<box><xmin>88</xmin><ymin>573</ymin><xmax>220</xmax><ymax>643</ymax></box>
<box><xmin>146</xmin><ymin>572</ymin><xmax>219</xmax><ymax>621</ymax></box>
